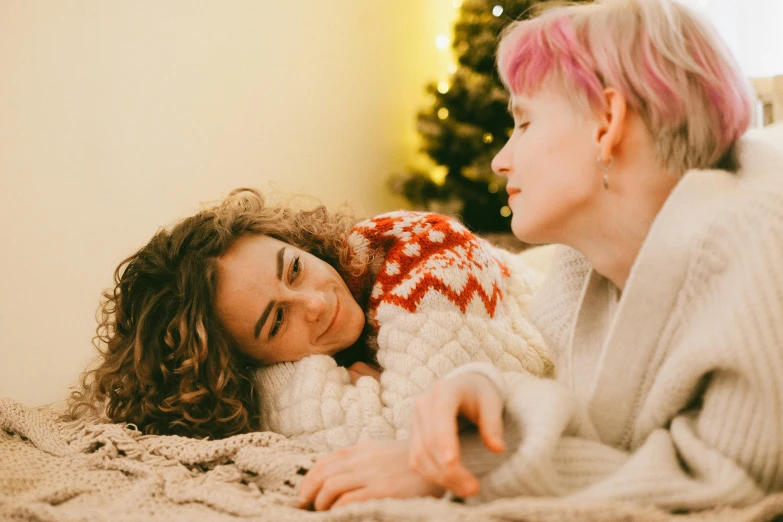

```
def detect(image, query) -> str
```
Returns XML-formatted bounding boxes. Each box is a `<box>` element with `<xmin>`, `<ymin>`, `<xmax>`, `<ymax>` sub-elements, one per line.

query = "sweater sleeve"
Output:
<box><xmin>454</xmin><ymin>210</ymin><xmax>783</xmax><ymax>510</ymax></box>
<box><xmin>254</xmin><ymin>355</ymin><xmax>394</xmax><ymax>452</ymax></box>
<box><xmin>457</xmin><ymin>364</ymin><xmax>771</xmax><ymax>509</ymax></box>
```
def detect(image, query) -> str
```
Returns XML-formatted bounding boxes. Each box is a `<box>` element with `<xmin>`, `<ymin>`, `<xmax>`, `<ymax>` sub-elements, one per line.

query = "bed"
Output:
<box><xmin>2</xmin><ymin>397</ymin><xmax>782</xmax><ymax>521</ymax></box>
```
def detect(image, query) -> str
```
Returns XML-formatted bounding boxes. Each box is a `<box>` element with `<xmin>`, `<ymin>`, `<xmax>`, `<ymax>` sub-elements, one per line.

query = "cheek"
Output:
<box><xmin>543</xmin><ymin>130</ymin><xmax>593</xmax><ymax>187</ymax></box>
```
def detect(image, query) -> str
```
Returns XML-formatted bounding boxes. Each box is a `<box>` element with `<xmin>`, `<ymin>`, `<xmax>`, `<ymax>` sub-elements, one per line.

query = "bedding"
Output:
<box><xmin>2</xmin><ymin>398</ymin><xmax>782</xmax><ymax>522</ymax></box>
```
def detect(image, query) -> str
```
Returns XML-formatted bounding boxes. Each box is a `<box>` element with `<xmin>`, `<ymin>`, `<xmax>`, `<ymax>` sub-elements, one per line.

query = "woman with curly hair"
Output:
<box><xmin>67</xmin><ymin>188</ymin><xmax>553</xmax><ymax>446</ymax></box>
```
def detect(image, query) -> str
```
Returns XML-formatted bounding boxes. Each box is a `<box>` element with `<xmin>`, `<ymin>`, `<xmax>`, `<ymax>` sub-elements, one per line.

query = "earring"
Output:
<box><xmin>596</xmin><ymin>155</ymin><xmax>614</xmax><ymax>199</ymax></box>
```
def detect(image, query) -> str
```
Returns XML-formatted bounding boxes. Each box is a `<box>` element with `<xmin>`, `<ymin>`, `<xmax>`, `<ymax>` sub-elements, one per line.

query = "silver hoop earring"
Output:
<box><xmin>596</xmin><ymin>155</ymin><xmax>614</xmax><ymax>199</ymax></box>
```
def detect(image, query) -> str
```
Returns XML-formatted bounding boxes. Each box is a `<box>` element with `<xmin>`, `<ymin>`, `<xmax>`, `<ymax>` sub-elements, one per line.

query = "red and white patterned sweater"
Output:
<box><xmin>255</xmin><ymin>211</ymin><xmax>553</xmax><ymax>451</ymax></box>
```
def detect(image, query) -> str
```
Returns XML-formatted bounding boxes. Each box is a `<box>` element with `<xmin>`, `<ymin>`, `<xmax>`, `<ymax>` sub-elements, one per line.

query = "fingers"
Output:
<box><xmin>451</xmin><ymin>374</ymin><xmax>505</xmax><ymax>454</ymax></box>
<box><xmin>297</xmin><ymin>461</ymin><xmax>326</xmax><ymax>509</ymax></box>
<box><xmin>313</xmin><ymin>474</ymin><xmax>361</xmax><ymax>512</ymax></box>
<box><xmin>299</xmin><ymin>440</ymin><xmax>444</xmax><ymax>511</ymax></box>
<box><xmin>409</xmin><ymin>381</ymin><xmax>479</xmax><ymax>495</ymax></box>
<box><xmin>331</xmin><ymin>488</ymin><xmax>371</xmax><ymax>509</ymax></box>
<box><xmin>409</xmin><ymin>384</ymin><xmax>455</xmax><ymax>468</ymax></box>
<box><xmin>438</xmin><ymin>461</ymin><xmax>481</xmax><ymax>498</ymax></box>
<box><xmin>297</xmin><ymin>449</ymin><xmax>350</xmax><ymax>509</ymax></box>
<box><xmin>408</xmin><ymin>373</ymin><xmax>505</xmax><ymax>497</ymax></box>
<box><xmin>476</xmin><ymin>386</ymin><xmax>506</xmax><ymax>454</ymax></box>
<box><xmin>424</xmin><ymin>382</ymin><xmax>462</xmax><ymax>467</ymax></box>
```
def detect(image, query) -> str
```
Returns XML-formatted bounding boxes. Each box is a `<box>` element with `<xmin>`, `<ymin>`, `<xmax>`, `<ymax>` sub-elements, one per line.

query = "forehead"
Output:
<box><xmin>509</xmin><ymin>89</ymin><xmax>587</xmax><ymax>119</ymax></box>
<box><xmin>221</xmin><ymin>234</ymin><xmax>282</xmax><ymax>265</ymax></box>
<box><xmin>216</xmin><ymin>234</ymin><xmax>286</xmax><ymax>290</ymax></box>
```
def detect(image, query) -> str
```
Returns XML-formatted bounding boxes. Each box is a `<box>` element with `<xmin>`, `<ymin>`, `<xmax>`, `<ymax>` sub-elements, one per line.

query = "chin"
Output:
<box><xmin>510</xmin><ymin>216</ymin><xmax>536</xmax><ymax>243</ymax></box>
<box><xmin>511</xmin><ymin>217</ymin><xmax>549</xmax><ymax>245</ymax></box>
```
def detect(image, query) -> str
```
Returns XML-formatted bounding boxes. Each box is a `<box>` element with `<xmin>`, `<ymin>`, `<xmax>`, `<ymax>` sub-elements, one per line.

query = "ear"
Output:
<box><xmin>594</xmin><ymin>87</ymin><xmax>627</xmax><ymax>163</ymax></box>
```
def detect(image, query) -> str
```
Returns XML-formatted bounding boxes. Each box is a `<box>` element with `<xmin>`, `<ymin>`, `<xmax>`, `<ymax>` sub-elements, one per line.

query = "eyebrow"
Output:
<box><xmin>253</xmin><ymin>246</ymin><xmax>286</xmax><ymax>339</ymax></box>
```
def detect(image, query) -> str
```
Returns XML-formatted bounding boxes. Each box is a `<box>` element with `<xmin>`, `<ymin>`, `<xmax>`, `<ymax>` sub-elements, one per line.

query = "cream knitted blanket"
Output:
<box><xmin>2</xmin><ymin>398</ymin><xmax>782</xmax><ymax>522</ymax></box>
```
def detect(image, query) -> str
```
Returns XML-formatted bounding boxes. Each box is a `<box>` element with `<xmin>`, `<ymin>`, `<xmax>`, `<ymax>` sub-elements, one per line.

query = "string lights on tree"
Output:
<box><xmin>388</xmin><ymin>0</ymin><xmax>588</xmax><ymax>233</ymax></box>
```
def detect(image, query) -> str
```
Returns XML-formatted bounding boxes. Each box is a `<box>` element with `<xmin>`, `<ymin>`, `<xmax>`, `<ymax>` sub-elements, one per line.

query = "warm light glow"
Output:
<box><xmin>437</xmin><ymin>81</ymin><xmax>450</xmax><ymax>94</ymax></box>
<box><xmin>482</xmin><ymin>132</ymin><xmax>494</xmax><ymax>144</ymax></box>
<box><xmin>492</xmin><ymin>5</ymin><xmax>504</xmax><ymax>17</ymax></box>
<box><xmin>446</xmin><ymin>63</ymin><xmax>457</xmax><ymax>74</ymax></box>
<box><xmin>500</xmin><ymin>206</ymin><xmax>512</xmax><ymax>217</ymax></box>
<box><xmin>452</xmin><ymin>0</ymin><xmax>462</xmax><ymax>8</ymax></box>
<box><xmin>488</xmin><ymin>182</ymin><xmax>499</xmax><ymax>193</ymax></box>
<box><xmin>430</xmin><ymin>166</ymin><xmax>448</xmax><ymax>185</ymax></box>
<box><xmin>674</xmin><ymin>0</ymin><xmax>783</xmax><ymax>77</ymax></box>
<box><xmin>437</xmin><ymin>107</ymin><xmax>449</xmax><ymax>120</ymax></box>
<box><xmin>435</xmin><ymin>34</ymin><xmax>450</xmax><ymax>50</ymax></box>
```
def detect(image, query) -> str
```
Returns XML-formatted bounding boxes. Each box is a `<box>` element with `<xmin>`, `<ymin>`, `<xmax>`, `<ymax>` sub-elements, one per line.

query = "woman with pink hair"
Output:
<box><xmin>297</xmin><ymin>0</ymin><xmax>783</xmax><ymax>512</ymax></box>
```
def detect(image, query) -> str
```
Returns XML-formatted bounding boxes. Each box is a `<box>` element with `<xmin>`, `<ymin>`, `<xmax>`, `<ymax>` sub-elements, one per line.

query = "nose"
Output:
<box><xmin>294</xmin><ymin>290</ymin><xmax>327</xmax><ymax>322</ymax></box>
<box><xmin>491</xmin><ymin>140</ymin><xmax>512</xmax><ymax>178</ymax></box>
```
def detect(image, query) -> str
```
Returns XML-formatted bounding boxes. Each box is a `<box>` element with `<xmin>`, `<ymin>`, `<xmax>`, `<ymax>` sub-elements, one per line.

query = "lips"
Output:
<box><xmin>507</xmin><ymin>186</ymin><xmax>521</xmax><ymax>204</ymax></box>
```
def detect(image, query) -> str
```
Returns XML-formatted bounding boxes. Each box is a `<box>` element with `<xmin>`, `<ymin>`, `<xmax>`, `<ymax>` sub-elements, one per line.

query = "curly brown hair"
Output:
<box><xmin>66</xmin><ymin>188</ymin><xmax>362</xmax><ymax>439</ymax></box>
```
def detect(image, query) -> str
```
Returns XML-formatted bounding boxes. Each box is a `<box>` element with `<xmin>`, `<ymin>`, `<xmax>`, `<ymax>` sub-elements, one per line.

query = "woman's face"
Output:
<box><xmin>491</xmin><ymin>88</ymin><xmax>599</xmax><ymax>244</ymax></box>
<box><xmin>214</xmin><ymin>235</ymin><xmax>365</xmax><ymax>364</ymax></box>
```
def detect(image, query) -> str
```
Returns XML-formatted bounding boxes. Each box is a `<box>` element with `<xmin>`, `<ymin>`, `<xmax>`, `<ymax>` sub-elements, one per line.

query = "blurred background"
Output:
<box><xmin>1</xmin><ymin>0</ymin><xmax>781</xmax><ymax>407</ymax></box>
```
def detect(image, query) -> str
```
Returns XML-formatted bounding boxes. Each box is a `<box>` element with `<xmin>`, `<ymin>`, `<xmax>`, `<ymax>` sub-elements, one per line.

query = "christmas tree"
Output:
<box><xmin>390</xmin><ymin>0</ymin><xmax>585</xmax><ymax>233</ymax></box>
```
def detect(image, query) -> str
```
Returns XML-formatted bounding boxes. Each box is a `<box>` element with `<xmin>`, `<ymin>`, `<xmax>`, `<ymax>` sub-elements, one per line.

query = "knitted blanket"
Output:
<box><xmin>2</xmin><ymin>398</ymin><xmax>782</xmax><ymax>522</ymax></box>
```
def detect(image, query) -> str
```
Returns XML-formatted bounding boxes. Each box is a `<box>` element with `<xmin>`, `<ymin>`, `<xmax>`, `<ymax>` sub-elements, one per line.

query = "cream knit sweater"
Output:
<box><xmin>454</xmin><ymin>129</ymin><xmax>783</xmax><ymax>511</ymax></box>
<box><xmin>254</xmin><ymin>212</ymin><xmax>553</xmax><ymax>452</ymax></box>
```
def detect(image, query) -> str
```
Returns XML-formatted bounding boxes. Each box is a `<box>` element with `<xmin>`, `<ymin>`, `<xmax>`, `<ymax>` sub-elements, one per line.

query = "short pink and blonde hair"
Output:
<box><xmin>497</xmin><ymin>0</ymin><xmax>754</xmax><ymax>174</ymax></box>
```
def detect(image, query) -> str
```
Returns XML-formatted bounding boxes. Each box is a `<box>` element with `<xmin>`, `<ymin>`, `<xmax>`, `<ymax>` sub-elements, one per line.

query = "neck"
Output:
<box><xmin>573</xmin><ymin>212</ymin><xmax>652</xmax><ymax>292</ymax></box>
<box><xmin>563</xmin><ymin>167</ymin><xmax>679</xmax><ymax>291</ymax></box>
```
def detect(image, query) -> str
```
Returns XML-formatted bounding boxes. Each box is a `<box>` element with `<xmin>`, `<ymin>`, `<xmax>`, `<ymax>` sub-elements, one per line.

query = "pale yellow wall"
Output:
<box><xmin>0</xmin><ymin>1</ymin><xmax>458</xmax><ymax>406</ymax></box>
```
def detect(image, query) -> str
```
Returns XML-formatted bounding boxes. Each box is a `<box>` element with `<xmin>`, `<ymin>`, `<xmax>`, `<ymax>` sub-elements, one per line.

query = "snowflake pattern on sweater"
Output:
<box><xmin>356</xmin><ymin>212</ymin><xmax>509</xmax><ymax>319</ymax></box>
<box><xmin>255</xmin><ymin>211</ymin><xmax>553</xmax><ymax>452</ymax></box>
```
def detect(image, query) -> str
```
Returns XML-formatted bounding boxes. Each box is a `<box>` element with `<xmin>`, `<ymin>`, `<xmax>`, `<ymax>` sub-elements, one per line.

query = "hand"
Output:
<box><xmin>408</xmin><ymin>372</ymin><xmax>506</xmax><ymax>498</ymax></box>
<box><xmin>297</xmin><ymin>439</ymin><xmax>444</xmax><ymax>511</ymax></box>
<box><xmin>347</xmin><ymin>361</ymin><xmax>381</xmax><ymax>384</ymax></box>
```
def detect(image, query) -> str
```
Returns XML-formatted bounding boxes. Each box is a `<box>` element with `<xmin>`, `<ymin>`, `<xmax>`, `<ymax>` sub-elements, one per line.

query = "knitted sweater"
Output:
<box><xmin>255</xmin><ymin>211</ymin><xmax>553</xmax><ymax>452</ymax></box>
<box><xmin>453</xmin><ymin>128</ymin><xmax>783</xmax><ymax>511</ymax></box>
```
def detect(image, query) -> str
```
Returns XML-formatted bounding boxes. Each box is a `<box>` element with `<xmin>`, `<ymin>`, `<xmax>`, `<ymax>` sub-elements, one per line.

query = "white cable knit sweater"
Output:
<box><xmin>255</xmin><ymin>211</ymin><xmax>554</xmax><ymax>452</ymax></box>
<box><xmin>453</xmin><ymin>128</ymin><xmax>783</xmax><ymax>511</ymax></box>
